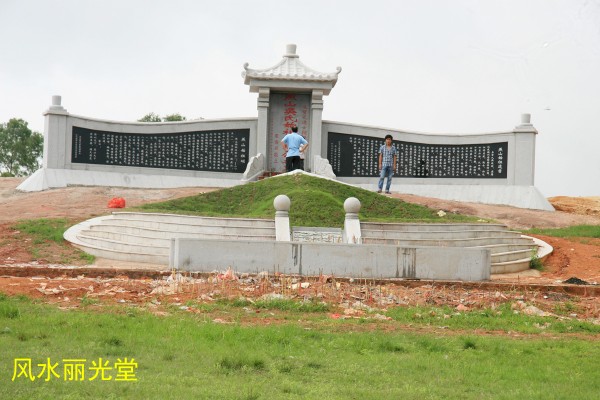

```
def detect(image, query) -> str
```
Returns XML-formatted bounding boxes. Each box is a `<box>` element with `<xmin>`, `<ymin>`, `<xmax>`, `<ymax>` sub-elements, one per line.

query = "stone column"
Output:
<box><xmin>309</xmin><ymin>89</ymin><xmax>324</xmax><ymax>172</ymax></box>
<box><xmin>256</xmin><ymin>87</ymin><xmax>270</xmax><ymax>170</ymax></box>
<box><xmin>274</xmin><ymin>194</ymin><xmax>291</xmax><ymax>241</ymax></box>
<box><xmin>343</xmin><ymin>197</ymin><xmax>362</xmax><ymax>244</ymax></box>
<box><xmin>512</xmin><ymin>113</ymin><xmax>538</xmax><ymax>186</ymax></box>
<box><xmin>43</xmin><ymin>95</ymin><xmax>69</xmax><ymax>169</ymax></box>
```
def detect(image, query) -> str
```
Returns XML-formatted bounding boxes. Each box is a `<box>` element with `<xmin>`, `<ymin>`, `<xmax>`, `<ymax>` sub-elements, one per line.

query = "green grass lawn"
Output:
<box><xmin>526</xmin><ymin>225</ymin><xmax>600</xmax><ymax>239</ymax></box>
<box><xmin>136</xmin><ymin>174</ymin><xmax>482</xmax><ymax>227</ymax></box>
<box><xmin>1</xmin><ymin>294</ymin><xmax>599</xmax><ymax>399</ymax></box>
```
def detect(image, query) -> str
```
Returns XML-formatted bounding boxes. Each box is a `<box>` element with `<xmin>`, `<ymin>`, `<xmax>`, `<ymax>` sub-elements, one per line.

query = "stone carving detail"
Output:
<box><xmin>313</xmin><ymin>155</ymin><xmax>336</xmax><ymax>179</ymax></box>
<box><xmin>242</xmin><ymin>153</ymin><xmax>265</xmax><ymax>181</ymax></box>
<box><xmin>292</xmin><ymin>229</ymin><xmax>342</xmax><ymax>243</ymax></box>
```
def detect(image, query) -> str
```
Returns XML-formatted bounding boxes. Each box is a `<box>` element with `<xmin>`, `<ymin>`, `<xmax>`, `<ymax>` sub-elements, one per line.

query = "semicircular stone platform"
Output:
<box><xmin>64</xmin><ymin>212</ymin><xmax>551</xmax><ymax>275</ymax></box>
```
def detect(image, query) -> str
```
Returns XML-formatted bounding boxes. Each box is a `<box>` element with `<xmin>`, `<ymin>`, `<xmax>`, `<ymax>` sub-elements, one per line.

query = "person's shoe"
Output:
<box><xmin>385</xmin><ymin>191</ymin><xmax>391</xmax><ymax>194</ymax></box>
<box><xmin>377</xmin><ymin>190</ymin><xmax>382</xmax><ymax>193</ymax></box>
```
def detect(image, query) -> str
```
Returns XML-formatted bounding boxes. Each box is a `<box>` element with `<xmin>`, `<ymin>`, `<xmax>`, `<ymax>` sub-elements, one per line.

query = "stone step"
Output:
<box><xmin>361</xmin><ymin>236</ymin><xmax>534</xmax><ymax>247</ymax></box>
<box><xmin>491</xmin><ymin>249</ymin><xmax>536</xmax><ymax>263</ymax></box>
<box><xmin>491</xmin><ymin>258</ymin><xmax>532</xmax><ymax>274</ymax></box>
<box><xmin>111</xmin><ymin>212</ymin><xmax>275</xmax><ymax>228</ymax></box>
<box><xmin>471</xmin><ymin>243</ymin><xmax>538</xmax><ymax>253</ymax></box>
<box><xmin>82</xmin><ymin>228</ymin><xmax>275</xmax><ymax>243</ymax></box>
<box><xmin>70</xmin><ymin>241</ymin><xmax>169</xmax><ymax>265</ymax></box>
<box><xmin>93</xmin><ymin>221</ymin><xmax>276</xmax><ymax>236</ymax></box>
<box><xmin>76</xmin><ymin>234</ymin><xmax>170</xmax><ymax>256</ymax></box>
<box><xmin>361</xmin><ymin>229</ymin><xmax>522</xmax><ymax>240</ymax></box>
<box><xmin>81</xmin><ymin>230</ymin><xmax>170</xmax><ymax>247</ymax></box>
<box><xmin>361</xmin><ymin>222</ymin><xmax>508</xmax><ymax>232</ymax></box>
<box><xmin>100</xmin><ymin>218</ymin><xmax>275</xmax><ymax>236</ymax></box>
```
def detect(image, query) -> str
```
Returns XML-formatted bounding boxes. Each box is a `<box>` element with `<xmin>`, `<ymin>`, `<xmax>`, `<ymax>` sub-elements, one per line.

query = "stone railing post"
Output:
<box><xmin>256</xmin><ymin>88</ymin><xmax>270</xmax><ymax>168</ymax></box>
<box><xmin>43</xmin><ymin>95</ymin><xmax>69</xmax><ymax>169</ymax></box>
<box><xmin>308</xmin><ymin>89</ymin><xmax>324</xmax><ymax>172</ymax></box>
<box><xmin>511</xmin><ymin>113</ymin><xmax>538</xmax><ymax>186</ymax></box>
<box><xmin>343</xmin><ymin>197</ymin><xmax>362</xmax><ymax>244</ymax></box>
<box><xmin>274</xmin><ymin>195</ymin><xmax>291</xmax><ymax>241</ymax></box>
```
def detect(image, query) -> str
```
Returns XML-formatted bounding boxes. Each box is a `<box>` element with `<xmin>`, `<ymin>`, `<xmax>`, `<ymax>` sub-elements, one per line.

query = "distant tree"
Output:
<box><xmin>0</xmin><ymin>118</ymin><xmax>43</xmax><ymax>177</ymax></box>
<box><xmin>163</xmin><ymin>113</ymin><xmax>186</xmax><ymax>122</ymax></box>
<box><xmin>138</xmin><ymin>112</ymin><xmax>162</xmax><ymax>122</ymax></box>
<box><xmin>138</xmin><ymin>112</ymin><xmax>187</xmax><ymax>122</ymax></box>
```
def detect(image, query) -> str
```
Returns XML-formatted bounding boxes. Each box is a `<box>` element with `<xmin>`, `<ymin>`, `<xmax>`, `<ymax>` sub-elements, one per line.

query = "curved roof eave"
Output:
<box><xmin>243</xmin><ymin>45</ymin><xmax>341</xmax><ymax>86</ymax></box>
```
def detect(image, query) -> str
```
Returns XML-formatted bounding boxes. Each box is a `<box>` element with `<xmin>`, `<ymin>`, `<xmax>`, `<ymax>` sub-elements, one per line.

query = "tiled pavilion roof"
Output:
<box><xmin>243</xmin><ymin>44</ymin><xmax>341</xmax><ymax>85</ymax></box>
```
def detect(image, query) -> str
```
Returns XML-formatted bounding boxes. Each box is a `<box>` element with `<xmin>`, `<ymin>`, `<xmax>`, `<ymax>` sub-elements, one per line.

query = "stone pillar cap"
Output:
<box><xmin>285</xmin><ymin>44</ymin><xmax>298</xmax><ymax>58</ymax></box>
<box><xmin>44</xmin><ymin>95</ymin><xmax>68</xmax><ymax>115</ymax></box>
<box><xmin>344</xmin><ymin>197</ymin><xmax>361</xmax><ymax>214</ymax></box>
<box><xmin>274</xmin><ymin>194</ymin><xmax>291</xmax><ymax>212</ymax></box>
<box><xmin>513</xmin><ymin>113</ymin><xmax>537</xmax><ymax>133</ymax></box>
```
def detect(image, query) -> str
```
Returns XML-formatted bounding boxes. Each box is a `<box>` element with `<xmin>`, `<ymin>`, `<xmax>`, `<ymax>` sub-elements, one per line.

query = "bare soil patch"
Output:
<box><xmin>549</xmin><ymin>196</ymin><xmax>600</xmax><ymax>217</ymax></box>
<box><xmin>394</xmin><ymin>193</ymin><xmax>600</xmax><ymax>230</ymax></box>
<box><xmin>0</xmin><ymin>177</ymin><xmax>216</xmax><ymax>223</ymax></box>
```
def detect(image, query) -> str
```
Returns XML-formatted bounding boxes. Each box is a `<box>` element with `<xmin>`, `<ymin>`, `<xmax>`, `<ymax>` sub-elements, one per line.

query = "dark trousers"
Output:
<box><xmin>285</xmin><ymin>156</ymin><xmax>301</xmax><ymax>172</ymax></box>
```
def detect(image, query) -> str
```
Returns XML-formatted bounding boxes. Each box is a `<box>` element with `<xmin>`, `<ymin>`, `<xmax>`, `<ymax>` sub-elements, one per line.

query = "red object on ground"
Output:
<box><xmin>108</xmin><ymin>197</ymin><xmax>126</xmax><ymax>208</ymax></box>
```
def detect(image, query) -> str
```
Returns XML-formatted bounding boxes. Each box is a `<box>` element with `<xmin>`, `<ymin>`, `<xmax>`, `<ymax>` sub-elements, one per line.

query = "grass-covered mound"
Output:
<box><xmin>137</xmin><ymin>174</ymin><xmax>480</xmax><ymax>227</ymax></box>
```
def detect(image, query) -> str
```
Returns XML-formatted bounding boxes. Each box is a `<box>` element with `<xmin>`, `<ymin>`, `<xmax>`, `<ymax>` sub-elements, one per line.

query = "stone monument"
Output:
<box><xmin>242</xmin><ymin>44</ymin><xmax>341</xmax><ymax>173</ymax></box>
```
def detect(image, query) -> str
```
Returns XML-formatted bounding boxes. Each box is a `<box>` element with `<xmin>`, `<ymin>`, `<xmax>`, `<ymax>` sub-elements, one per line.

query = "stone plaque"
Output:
<box><xmin>327</xmin><ymin>132</ymin><xmax>508</xmax><ymax>178</ymax></box>
<box><xmin>267</xmin><ymin>93</ymin><xmax>311</xmax><ymax>172</ymax></box>
<box><xmin>71</xmin><ymin>126</ymin><xmax>249</xmax><ymax>172</ymax></box>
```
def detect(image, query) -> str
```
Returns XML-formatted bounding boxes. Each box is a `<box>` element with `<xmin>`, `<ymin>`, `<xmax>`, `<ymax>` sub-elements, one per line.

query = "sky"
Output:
<box><xmin>1</xmin><ymin>0</ymin><xmax>599</xmax><ymax>197</ymax></box>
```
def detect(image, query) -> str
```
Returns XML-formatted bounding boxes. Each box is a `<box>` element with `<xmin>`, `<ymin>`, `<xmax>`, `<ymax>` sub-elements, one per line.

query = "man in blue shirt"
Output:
<box><xmin>281</xmin><ymin>126</ymin><xmax>309</xmax><ymax>172</ymax></box>
<box><xmin>377</xmin><ymin>134</ymin><xmax>397</xmax><ymax>194</ymax></box>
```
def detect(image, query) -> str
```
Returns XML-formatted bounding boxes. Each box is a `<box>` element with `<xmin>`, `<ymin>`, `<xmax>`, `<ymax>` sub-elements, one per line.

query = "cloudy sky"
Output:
<box><xmin>1</xmin><ymin>0</ymin><xmax>599</xmax><ymax>197</ymax></box>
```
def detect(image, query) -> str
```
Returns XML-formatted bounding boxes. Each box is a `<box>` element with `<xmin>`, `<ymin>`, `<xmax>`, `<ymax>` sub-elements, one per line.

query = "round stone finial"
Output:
<box><xmin>273</xmin><ymin>195</ymin><xmax>291</xmax><ymax>212</ymax></box>
<box><xmin>521</xmin><ymin>113</ymin><xmax>531</xmax><ymax>124</ymax></box>
<box><xmin>52</xmin><ymin>95</ymin><xmax>62</xmax><ymax>106</ymax></box>
<box><xmin>285</xmin><ymin>44</ymin><xmax>298</xmax><ymax>57</ymax></box>
<box><xmin>344</xmin><ymin>197</ymin><xmax>361</xmax><ymax>214</ymax></box>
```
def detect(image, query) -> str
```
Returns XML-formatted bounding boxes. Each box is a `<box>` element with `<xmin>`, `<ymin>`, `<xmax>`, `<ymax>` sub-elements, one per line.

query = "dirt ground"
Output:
<box><xmin>1</xmin><ymin>177</ymin><xmax>599</xmax><ymax>323</ymax></box>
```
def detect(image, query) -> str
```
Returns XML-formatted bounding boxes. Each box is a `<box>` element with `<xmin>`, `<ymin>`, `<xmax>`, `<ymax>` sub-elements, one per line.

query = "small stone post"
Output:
<box><xmin>274</xmin><ymin>195</ymin><xmax>291</xmax><ymax>241</ymax></box>
<box><xmin>343</xmin><ymin>197</ymin><xmax>362</xmax><ymax>244</ymax></box>
<box><xmin>50</xmin><ymin>95</ymin><xmax>66</xmax><ymax>111</ymax></box>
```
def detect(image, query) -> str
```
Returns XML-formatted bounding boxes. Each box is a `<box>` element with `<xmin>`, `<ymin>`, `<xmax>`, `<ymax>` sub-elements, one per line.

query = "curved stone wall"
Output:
<box><xmin>19</xmin><ymin>98</ymin><xmax>258</xmax><ymax>191</ymax></box>
<box><xmin>320</xmin><ymin>119</ymin><xmax>553</xmax><ymax>211</ymax></box>
<box><xmin>19</xmin><ymin>97</ymin><xmax>552</xmax><ymax>211</ymax></box>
